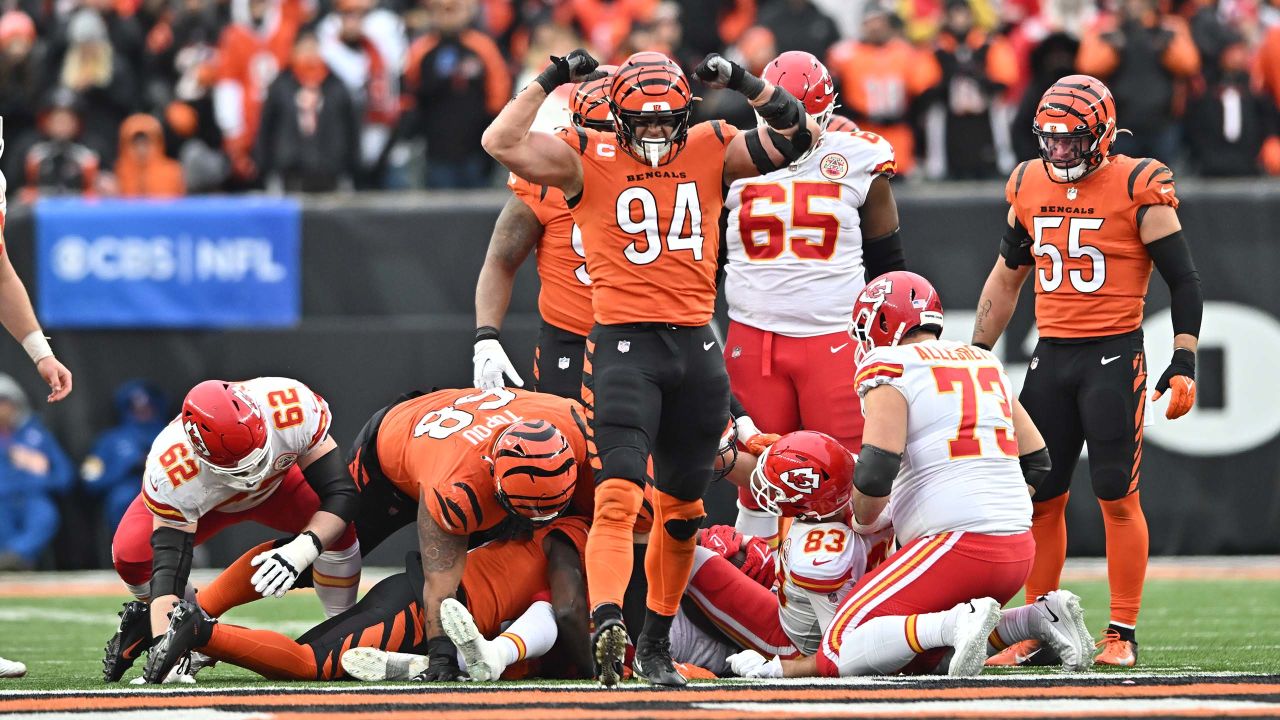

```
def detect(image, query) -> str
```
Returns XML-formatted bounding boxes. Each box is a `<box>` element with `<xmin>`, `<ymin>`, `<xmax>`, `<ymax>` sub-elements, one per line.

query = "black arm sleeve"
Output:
<box><xmin>150</xmin><ymin>526</ymin><xmax>195</xmax><ymax>599</ymax></box>
<box><xmin>1145</xmin><ymin>230</ymin><xmax>1203</xmax><ymax>338</ymax></box>
<box><xmin>1019</xmin><ymin>447</ymin><xmax>1052</xmax><ymax>492</ymax></box>
<box><xmin>303</xmin><ymin>448</ymin><xmax>360</xmax><ymax>523</ymax></box>
<box><xmin>1000</xmin><ymin>219</ymin><xmax>1034</xmax><ymax>269</ymax></box>
<box><xmin>853</xmin><ymin>443</ymin><xmax>902</xmax><ymax>498</ymax></box>
<box><xmin>729</xmin><ymin>393</ymin><xmax>747</xmax><ymax>420</ymax></box>
<box><xmin>863</xmin><ymin>229</ymin><xmax>906</xmax><ymax>282</ymax></box>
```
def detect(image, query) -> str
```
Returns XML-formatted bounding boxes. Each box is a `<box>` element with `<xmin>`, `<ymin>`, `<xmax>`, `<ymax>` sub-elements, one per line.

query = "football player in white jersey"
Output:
<box><xmin>104</xmin><ymin>378</ymin><xmax>362</xmax><ymax>683</ymax></box>
<box><xmin>721</xmin><ymin>51</ymin><xmax>905</xmax><ymax>544</ymax></box>
<box><xmin>731</xmin><ymin>272</ymin><xmax>1093</xmax><ymax>679</ymax></box>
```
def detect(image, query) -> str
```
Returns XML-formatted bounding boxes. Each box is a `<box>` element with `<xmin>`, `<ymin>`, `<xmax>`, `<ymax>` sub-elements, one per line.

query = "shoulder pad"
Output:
<box><xmin>1006</xmin><ymin>160</ymin><xmax>1033</xmax><ymax>206</ymax></box>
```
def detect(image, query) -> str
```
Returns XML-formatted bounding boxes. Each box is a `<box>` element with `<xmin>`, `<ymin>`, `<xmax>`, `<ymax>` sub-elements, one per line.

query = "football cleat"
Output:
<box><xmin>441</xmin><ymin>598</ymin><xmax>508</xmax><ymax>681</ymax></box>
<box><xmin>143</xmin><ymin>600</ymin><xmax>212</xmax><ymax>685</ymax></box>
<box><xmin>632</xmin><ymin>633</ymin><xmax>686</xmax><ymax>688</ymax></box>
<box><xmin>947</xmin><ymin>598</ymin><xmax>1002</xmax><ymax>677</ymax></box>
<box><xmin>985</xmin><ymin>639</ymin><xmax>1047</xmax><ymax>667</ymax></box>
<box><xmin>103</xmin><ymin>600</ymin><xmax>150</xmax><ymax>682</ymax></box>
<box><xmin>1094</xmin><ymin>628</ymin><xmax>1139</xmax><ymax>667</ymax></box>
<box><xmin>0</xmin><ymin>656</ymin><xmax>27</xmax><ymax>678</ymax></box>
<box><xmin>340</xmin><ymin>647</ymin><xmax>430</xmax><ymax>681</ymax></box>
<box><xmin>591</xmin><ymin>609</ymin><xmax>628</xmax><ymax>688</ymax></box>
<box><xmin>1030</xmin><ymin>591</ymin><xmax>1093</xmax><ymax>672</ymax></box>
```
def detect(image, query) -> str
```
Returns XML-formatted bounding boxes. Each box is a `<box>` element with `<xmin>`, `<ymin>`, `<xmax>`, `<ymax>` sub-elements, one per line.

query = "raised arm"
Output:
<box><xmin>473</xmin><ymin>195</ymin><xmax>543</xmax><ymax>389</ymax></box>
<box><xmin>416</xmin><ymin>493</ymin><xmax>469</xmax><ymax>681</ymax></box>
<box><xmin>972</xmin><ymin>206</ymin><xmax>1032</xmax><ymax>350</ymax></box>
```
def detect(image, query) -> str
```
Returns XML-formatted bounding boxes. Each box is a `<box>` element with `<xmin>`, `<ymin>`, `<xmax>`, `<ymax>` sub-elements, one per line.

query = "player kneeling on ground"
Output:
<box><xmin>730</xmin><ymin>272</ymin><xmax>1093</xmax><ymax>678</ymax></box>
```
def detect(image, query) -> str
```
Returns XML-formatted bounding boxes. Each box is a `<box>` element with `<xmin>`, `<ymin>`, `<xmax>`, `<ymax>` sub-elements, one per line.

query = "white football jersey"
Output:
<box><xmin>776</xmin><ymin>517</ymin><xmax>894</xmax><ymax>655</ymax></box>
<box><xmin>856</xmin><ymin>340</ymin><xmax>1033</xmax><ymax>544</ymax></box>
<box><xmin>723</xmin><ymin>131</ymin><xmax>896</xmax><ymax>337</ymax></box>
<box><xmin>140</xmin><ymin>377</ymin><xmax>332</xmax><ymax>525</ymax></box>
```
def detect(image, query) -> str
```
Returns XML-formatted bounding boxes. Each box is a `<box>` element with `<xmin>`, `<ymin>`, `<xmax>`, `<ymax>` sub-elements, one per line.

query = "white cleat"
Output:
<box><xmin>948</xmin><ymin>598</ymin><xmax>1003</xmax><ymax>677</ymax></box>
<box><xmin>1032</xmin><ymin>590</ymin><xmax>1093</xmax><ymax>671</ymax></box>
<box><xmin>341</xmin><ymin>647</ymin><xmax>430</xmax><ymax>681</ymax></box>
<box><xmin>0</xmin><ymin>657</ymin><xmax>26</xmax><ymax>678</ymax></box>
<box><xmin>441</xmin><ymin>598</ymin><xmax>508</xmax><ymax>682</ymax></box>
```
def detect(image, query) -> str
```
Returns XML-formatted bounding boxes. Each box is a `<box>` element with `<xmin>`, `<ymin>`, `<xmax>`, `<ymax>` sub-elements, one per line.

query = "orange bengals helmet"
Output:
<box><xmin>1033</xmin><ymin>75</ymin><xmax>1117</xmax><ymax>183</ymax></box>
<box><xmin>488</xmin><ymin>419</ymin><xmax>577</xmax><ymax>523</ymax></box>
<box><xmin>571</xmin><ymin>64</ymin><xmax>617</xmax><ymax>132</ymax></box>
<box><xmin>609</xmin><ymin>51</ymin><xmax>693</xmax><ymax>167</ymax></box>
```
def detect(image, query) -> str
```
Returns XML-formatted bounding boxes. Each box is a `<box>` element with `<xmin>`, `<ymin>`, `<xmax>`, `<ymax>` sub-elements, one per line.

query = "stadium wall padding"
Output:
<box><xmin>3</xmin><ymin>182</ymin><xmax>1277</xmax><ymax>567</ymax></box>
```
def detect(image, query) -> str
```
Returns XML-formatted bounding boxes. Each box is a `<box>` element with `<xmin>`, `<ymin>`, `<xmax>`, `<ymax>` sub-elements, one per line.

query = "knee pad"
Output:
<box><xmin>594</xmin><ymin>479</ymin><xmax>644</xmax><ymax>526</ymax></box>
<box><xmin>1092</xmin><ymin>463</ymin><xmax>1134</xmax><ymax>501</ymax></box>
<box><xmin>654</xmin><ymin>492</ymin><xmax>705</xmax><ymax>541</ymax></box>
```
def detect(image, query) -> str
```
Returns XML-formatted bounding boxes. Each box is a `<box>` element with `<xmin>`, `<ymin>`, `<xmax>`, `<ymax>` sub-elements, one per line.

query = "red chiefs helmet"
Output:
<box><xmin>609</xmin><ymin>51</ymin><xmax>693</xmax><ymax>167</ymax></box>
<box><xmin>750</xmin><ymin>430</ymin><xmax>854</xmax><ymax>521</ymax></box>
<box><xmin>763</xmin><ymin>51</ymin><xmax>838</xmax><ymax>130</ymax></box>
<box><xmin>571</xmin><ymin>64</ymin><xmax>617</xmax><ymax>132</ymax></box>
<box><xmin>1033</xmin><ymin>74</ymin><xmax>1117</xmax><ymax>183</ymax></box>
<box><xmin>849</xmin><ymin>271</ymin><xmax>945</xmax><ymax>365</ymax></box>
<box><xmin>489</xmin><ymin>419</ymin><xmax>577</xmax><ymax>523</ymax></box>
<box><xmin>181</xmin><ymin>380</ymin><xmax>271</xmax><ymax>490</ymax></box>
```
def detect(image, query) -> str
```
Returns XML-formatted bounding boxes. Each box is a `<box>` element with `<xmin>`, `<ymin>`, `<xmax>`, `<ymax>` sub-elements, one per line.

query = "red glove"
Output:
<box><xmin>699</xmin><ymin>524</ymin><xmax>744</xmax><ymax>559</ymax></box>
<box><xmin>739</xmin><ymin>536</ymin><xmax>776</xmax><ymax>588</ymax></box>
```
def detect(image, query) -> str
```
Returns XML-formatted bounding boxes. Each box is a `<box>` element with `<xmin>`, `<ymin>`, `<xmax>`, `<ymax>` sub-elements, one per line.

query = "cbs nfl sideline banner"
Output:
<box><xmin>34</xmin><ymin>197</ymin><xmax>301</xmax><ymax>329</ymax></box>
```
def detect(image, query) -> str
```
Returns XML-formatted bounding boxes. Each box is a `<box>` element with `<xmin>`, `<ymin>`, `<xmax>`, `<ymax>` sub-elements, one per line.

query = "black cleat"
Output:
<box><xmin>103</xmin><ymin>601</ymin><xmax>150</xmax><ymax>682</ymax></box>
<box><xmin>632</xmin><ymin>633</ymin><xmax>686</xmax><ymax>688</ymax></box>
<box><xmin>143</xmin><ymin>600</ymin><xmax>213</xmax><ymax>684</ymax></box>
<box><xmin>591</xmin><ymin>606</ymin><xmax>628</xmax><ymax>688</ymax></box>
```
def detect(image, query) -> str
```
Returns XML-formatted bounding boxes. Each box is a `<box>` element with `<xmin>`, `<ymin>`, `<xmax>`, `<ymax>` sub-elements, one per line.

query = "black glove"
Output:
<box><xmin>694</xmin><ymin>53</ymin><xmax>765</xmax><ymax>97</ymax></box>
<box><xmin>413</xmin><ymin>635</ymin><xmax>461</xmax><ymax>682</ymax></box>
<box><xmin>534</xmin><ymin>48</ymin><xmax>602</xmax><ymax>94</ymax></box>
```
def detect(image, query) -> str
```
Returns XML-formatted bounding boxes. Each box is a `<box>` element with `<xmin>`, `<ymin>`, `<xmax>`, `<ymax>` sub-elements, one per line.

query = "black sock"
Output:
<box><xmin>641</xmin><ymin>609</ymin><xmax>674</xmax><ymax>644</ymax></box>
<box><xmin>1108</xmin><ymin>623</ymin><xmax>1136</xmax><ymax>643</ymax></box>
<box><xmin>592</xmin><ymin>602</ymin><xmax>623</xmax><ymax>631</ymax></box>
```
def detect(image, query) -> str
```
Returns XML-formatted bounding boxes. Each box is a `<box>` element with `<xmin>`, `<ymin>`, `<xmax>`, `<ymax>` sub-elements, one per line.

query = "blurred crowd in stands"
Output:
<box><xmin>1</xmin><ymin>0</ymin><xmax>1279</xmax><ymax>195</ymax></box>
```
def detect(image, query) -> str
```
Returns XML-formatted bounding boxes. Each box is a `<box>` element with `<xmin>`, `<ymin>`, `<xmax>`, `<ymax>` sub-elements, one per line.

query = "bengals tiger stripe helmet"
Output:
<box><xmin>571</xmin><ymin>64</ymin><xmax>617</xmax><ymax>132</ymax></box>
<box><xmin>1033</xmin><ymin>75</ymin><xmax>1117</xmax><ymax>183</ymax></box>
<box><xmin>750</xmin><ymin>430</ymin><xmax>854</xmax><ymax>521</ymax></box>
<box><xmin>489</xmin><ymin>419</ymin><xmax>577</xmax><ymax>523</ymax></box>
<box><xmin>609</xmin><ymin>51</ymin><xmax>693</xmax><ymax>167</ymax></box>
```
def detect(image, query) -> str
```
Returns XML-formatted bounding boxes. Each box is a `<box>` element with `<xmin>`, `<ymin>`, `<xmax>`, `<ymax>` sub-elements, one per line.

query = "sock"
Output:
<box><xmin>640</xmin><ymin>608</ymin><xmax>674</xmax><ymax>644</ymax></box>
<box><xmin>313</xmin><ymin>539</ymin><xmax>362</xmax><ymax>618</ymax></box>
<box><xmin>125</xmin><ymin>581</ymin><xmax>150</xmax><ymax>601</ymax></box>
<box><xmin>494</xmin><ymin>600</ymin><xmax>557</xmax><ymax>665</ymax></box>
<box><xmin>585</xmin><ymin>479</ymin><xmax>643</xmax><ymax>611</ymax></box>
<box><xmin>990</xmin><ymin>604</ymin><xmax>1039</xmax><ymax>652</ymax></box>
<box><xmin>734</xmin><ymin>497</ymin><xmax>780</xmax><ymax>548</ymax></box>
<box><xmin>1108</xmin><ymin>622</ymin><xmax>1137</xmax><ymax>643</ymax></box>
<box><xmin>829</xmin><ymin>615</ymin><xmax>924</xmax><ymax>676</ymax></box>
<box><xmin>1100</xmin><ymin>491</ymin><xmax>1147</xmax><ymax>630</ymax></box>
<box><xmin>197</xmin><ymin>541</ymin><xmax>274</xmax><ymax>617</ymax></box>
<box><xmin>907</xmin><ymin>607</ymin><xmax>959</xmax><ymax>651</ymax></box>
<box><xmin>202</xmin><ymin>623</ymin><xmax>319</xmax><ymax>680</ymax></box>
<box><xmin>1025</xmin><ymin>492</ymin><xmax>1069</xmax><ymax>605</ymax></box>
<box><xmin>644</xmin><ymin>490</ymin><xmax>704</xmax><ymax>616</ymax></box>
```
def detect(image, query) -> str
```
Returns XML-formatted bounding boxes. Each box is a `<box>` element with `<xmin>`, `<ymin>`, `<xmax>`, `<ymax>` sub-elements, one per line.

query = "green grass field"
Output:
<box><xmin>1</xmin><ymin>576</ymin><xmax>1277</xmax><ymax>691</ymax></box>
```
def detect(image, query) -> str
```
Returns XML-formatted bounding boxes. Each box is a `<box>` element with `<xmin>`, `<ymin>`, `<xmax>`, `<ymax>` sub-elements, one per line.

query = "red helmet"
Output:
<box><xmin>763</xmin><ymin>51</ymin><xmax>837</xmax><ymax>130</ymax></box>
<box><xmin>750</xmin><ymin>431</ymin><xmax>854</xmax><ymax>521</ymax></box>
<box><xmin>827</xmin><ymin>115</ymin><xmax>859</xmax><ymax>132</ymax></box>
<box><xmin>571</xmin><ymin>64</ymin><xmax>617</xmax><ymax>132</ymax></box>
<box><xmin>849</xmin><ymin>271</ymin><xmax>944</xmax><ymax>365</ymax></box>
<box><xmin>489</xmin><ymin>419</ymin><xmax>577</xmax><ymax>523</ymax></box>
<box><xmin>181</xmin><ymin>380</ymin><xmax>270</xmax><ymax>490</ymax></box>
<box><xmin>609</xmin><ymin>51</ymin><xmax>693</xmax><ymax>167</ymax></box>
<box><xmin>1033</xmin><ymin>74</ymin><xmax>1117</xmax><ymax>183</ymax></box>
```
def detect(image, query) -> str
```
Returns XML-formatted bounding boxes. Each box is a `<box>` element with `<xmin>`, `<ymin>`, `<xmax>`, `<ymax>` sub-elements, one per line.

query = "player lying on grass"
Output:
<box><xmin>729</xmin><ymin>272</ymin><xmax>1095</xmax><ymax>678</ymax></box>
<box><xmin>146</xmin><ymin>516</ymin><xmax>594</xmax><ymax>682</ymax></box>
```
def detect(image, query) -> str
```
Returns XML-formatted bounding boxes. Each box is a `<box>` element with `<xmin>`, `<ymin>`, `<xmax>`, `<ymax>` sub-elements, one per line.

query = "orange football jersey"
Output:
<box><xmin>508</xmin><ymin>173</ymin><xmax>594</xmax><ymax>337</ymax></box>
<box><xmin>558</xmin><ymin>121</ymin><xmax>739</xmax><ymax>326</ymax></box>
<box><xmin>375</xmin><ymin>388</ymin><xmax>593</xmax><ymax>535</ymax></box>
<box><xmin>1007</xmin><ymin>156</ymin><xmax>1179</xmax><ymax>339</ymax></box>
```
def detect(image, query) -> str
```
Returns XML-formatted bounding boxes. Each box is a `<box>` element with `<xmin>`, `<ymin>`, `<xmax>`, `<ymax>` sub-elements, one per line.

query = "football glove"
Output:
<box><xmin>727</xmin><ymin>650</ymin><xmax>782</xmax><ymax>678</ymax></box>
<box><xmin>699</xmin><ymin>524</ymin><xmax>745</xmax><ymax>559</ymax></box>
<box><xmin>412</xmin><ymin>636</ymin><xmax>462</xmax><ymax>682</ymax></box>
<box><xmin>735</xmin><ymin>415</ymin><xmax>781</xmax><ymax>456</ymax></box>
<box><xmin>473</xmin><ymin>339</ymin><xmax>524</xmax><ymax>390</ymax></box>
<box><xmin>533</xmin><ymin>48</ymin><xmax>602</xmax><ymax>93</ymax></box>
<box><xmin>1151</xmin><ymin>348</ymin><xmax>1196</xmax><ymax>420</ymax></box>
<box><xmin>250</xmin><ymin>532</ymin><xmax>322</xmax><ymax>598</ymax></box>
<box><xmin>693</xmin><ymin>54</ymin><xmax>764</xmax><ymax>97</ymax></box>
<box><xmin>740</xmin><ymin>536</ymin><xmax>776</xmax><ymax>588</ymax></box>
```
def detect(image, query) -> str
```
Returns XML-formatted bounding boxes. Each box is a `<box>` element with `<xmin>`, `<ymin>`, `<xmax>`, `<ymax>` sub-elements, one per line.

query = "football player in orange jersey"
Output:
<box><xmin>473</xmin><ymin>68</ymin><xmax>616</xmax><ymax>400</ymax></box>
<box><xmin>482</xmin><ymin>48</ymin><xmax>819</xmax><ymax>686</ymax></box>
<box><xmin>972</xmin><ymin>75</ymin><xmax>1203</xmax><ymax>667</ymax></box>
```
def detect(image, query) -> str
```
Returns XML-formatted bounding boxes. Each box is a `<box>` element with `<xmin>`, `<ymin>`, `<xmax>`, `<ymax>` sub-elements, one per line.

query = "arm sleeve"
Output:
<box><xmin>1145</xmin><ymin>231</ymin><xmax>1202</xmax><ymax>338</ymax></box>
<box><xmin>303</xmin><ymin>448</ymin><xmax>359</xmax><ymax>522</ymax></box>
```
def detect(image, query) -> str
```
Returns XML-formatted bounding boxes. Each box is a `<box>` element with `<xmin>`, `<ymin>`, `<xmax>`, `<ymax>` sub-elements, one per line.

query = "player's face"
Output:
<box><xmin>1042</xmin><ymin>134</ymin><xmax>1090</xmax><ymax>166</ymax></box>
<box><xmin>631</xmin><ymin>116</ymin><xmax>679</xmax><ymax>142</ymax></box>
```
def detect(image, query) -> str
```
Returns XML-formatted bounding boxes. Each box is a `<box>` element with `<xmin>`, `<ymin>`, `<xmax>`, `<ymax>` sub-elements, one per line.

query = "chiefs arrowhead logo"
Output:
<box><xmin>778</xmin><ymin>467</ymin><xmax>821</xmax><ymax>495</ymax></box>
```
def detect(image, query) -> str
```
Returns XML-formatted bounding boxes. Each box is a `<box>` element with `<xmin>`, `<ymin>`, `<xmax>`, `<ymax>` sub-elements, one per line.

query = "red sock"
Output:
<box><xmin>1099</xmin><ymin>491</ymin><xmax>1148</xmax><ymax>628</ymax></box>
<box><xmin>203</xmin><ymin>624</ymin><xmax>320</xmax><ymax>680</ymax></box>
<box><xmin>1025</xmin><ymin>493</ymin><xmax>1069</xmax><ymax>605</ymax></box>
<box><xmin>585</xmin><ymin>479</ymin><xmax>643</xmax><ymax>611</ymax></box>
<box><xmin>198</xmin><ymin>540</ymin><xmax>274</xmax><ymax>617</ymax></box>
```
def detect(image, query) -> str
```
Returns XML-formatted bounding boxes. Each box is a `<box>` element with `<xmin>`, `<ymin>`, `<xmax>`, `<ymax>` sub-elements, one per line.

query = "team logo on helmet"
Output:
<box><xmin>820</xmin><ymin>153</ymin><xmax>848</xmax><ymax>180</ymax></box>
<box><xmin>184</xmin><ymin>420</ymin><xmax>210</xmax><ymax>457</ymax></box>
<box><xmin>777</xmin><ymin>467</ymin><xmax>821</xmax><ymax>495</ymax></box>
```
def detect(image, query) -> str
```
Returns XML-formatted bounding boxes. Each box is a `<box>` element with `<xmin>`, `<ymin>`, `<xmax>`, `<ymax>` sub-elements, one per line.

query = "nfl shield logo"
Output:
<box><xmin>1066</xmin><ymin>187</ymin><xmax>1078</xmax><ymax>201</ymax></box>
<box><xmin>1031</xmin><ymin>356</ymin><xmax>1040</xmax><ymax>370</ymax></box>
<box><xmin>558</xmin><ymin>356</ymin><xmax>571</xmax><ymax>370</ymax></box>
<box><xmin>618</xmin><ymin>340</ymin><xmax>631</xmax><ymax>353</ymax></box>
<box><xmin>731</xmin><ymin>346</ymin><xmax>742</xmax><ymax>358</ymax></box>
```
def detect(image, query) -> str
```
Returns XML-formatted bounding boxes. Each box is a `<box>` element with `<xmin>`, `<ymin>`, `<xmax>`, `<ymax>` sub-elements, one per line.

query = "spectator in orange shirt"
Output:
<box><xmin>929</xmin><ymin>0</ymin><xmax>1018</xmax><ymax>178</ymax></box>
<box><xmin>827</xmin><ymin>3</ymin><xmax>941</xmax><ymax>176</ymax></box>
<box><xmin>114</xmin><ymin>113</ymin><xmax>186</xmax><ymax>197</ymax></box>
<box><xmin>1077</xmin><ymin>0</ymin><xmax>1200</xmax><ymax>161</ymax></box>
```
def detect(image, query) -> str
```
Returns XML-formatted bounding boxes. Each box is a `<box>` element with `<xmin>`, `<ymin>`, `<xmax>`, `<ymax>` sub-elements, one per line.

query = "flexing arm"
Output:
<box><xmin>852</xmin><ymin>385</ymin><xmax>907</xmax><ymax>527</ymax></box>
<box><xmin>416</xmin><ymin>493</ymin><xmax>468</xmax><ymax>681</ymax></box>
<box><xmin>1141</xmin><ymin>204</ymin><xmax>1201</xmax><ymax>418</ymax></box>
<box><xmin>972</xmin><ymin>207</ymin><xmax>1032</xmax><ymax>350</ymax></box>
<box><xmin>860</xmin><ymin>176</ymin><xmax>905</xmax><ymax>282</ymax></box>
<box><xmin>544</xmin><ymin>532</ymin><xmax>592</xmax><ymax>676</ymax></box>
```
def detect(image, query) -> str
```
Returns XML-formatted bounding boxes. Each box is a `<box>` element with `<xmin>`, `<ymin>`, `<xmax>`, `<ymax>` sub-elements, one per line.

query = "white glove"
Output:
<box><xmin>473</xmin><ymin>339</ymin><xmax>523</xmax><ymax>390</ymax></box>
<box><xmin>250</xmin><ymin>532</ymin><xmax>322</xmax><ymax>598</ymax></box>
<box><xmin>728</xmin><ymin>650</ymin><xmax>783</xmax><ymax>679</ymax></box>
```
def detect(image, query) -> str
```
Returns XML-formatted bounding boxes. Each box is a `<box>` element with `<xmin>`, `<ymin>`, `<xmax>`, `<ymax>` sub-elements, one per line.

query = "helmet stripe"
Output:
<box><xmin>504</xmin><ymin>424</ymin><xmax>558</xmax><ymax>442</ymax></box>
<box><xmin>503</xmin><ymin>484</ymin><xmax>575</xmax><ymax>503</ymax></box>
<box><xmin>499</xmin><ymin>456</ymin><xmax>576</xmax><ymax>479</ymax></box>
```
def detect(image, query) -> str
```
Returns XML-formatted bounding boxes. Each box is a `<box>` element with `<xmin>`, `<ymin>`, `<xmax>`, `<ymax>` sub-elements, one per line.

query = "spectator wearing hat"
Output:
<box><xmin>20</xmin><ymin>89</ymin><xmax>101</xmax><ymax>200</ymax></box>
<box><xmin>57</xmin><ymin>8</ymin><xmax>139</xmax><ymax>165</ymax></box>
<box><xmin>115</xmin><ymin>114</ymin><xmax>186</xmax><ymax>196</ymax></box>
<box><xmin>81</xmin><ymin>380</ymin><xmax>168</xmax><ymax>533</ymax></box>
<box><xmin>0</xmin><ymin>374</ymin><xmax>72</xmax><ymax>571</ymax></box>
